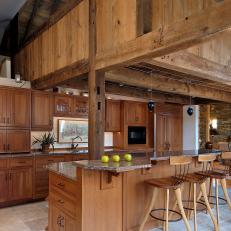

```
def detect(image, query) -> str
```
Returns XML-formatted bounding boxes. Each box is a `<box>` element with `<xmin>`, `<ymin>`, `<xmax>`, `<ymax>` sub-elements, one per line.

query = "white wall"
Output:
<box><xmin>183</xmin><ymin>105</ymin><xmax>199</xmax><ymax>150</ymax></box>
<box><xmin>0</xmin><ymin>77</ymin><xmax>31</xmax><ymax>88</ymax></box>
<box><xmin>31</xmin><ymin>117</ymin><xmax>113</xmax><ymax>149</ymax></box>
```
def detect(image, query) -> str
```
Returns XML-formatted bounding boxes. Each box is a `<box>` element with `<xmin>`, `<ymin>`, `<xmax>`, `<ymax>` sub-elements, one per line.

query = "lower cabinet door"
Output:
<box><xmin>49</xmin><ymin>203</ymin><xmax>64</xmax><ymax>231</ymax></box>
<box><xmin>49</xmin><ymin>203</ymin><xmax>76</xmax><ymax>231</ymax></box>
<box><xmin>0</xmin><ymin>170</ymin><xmax>8</xmax><ymax>203</ymax></box>
<box><xmin>9</xmin><ymin>168</ymin><xmax>32</xmax><ymax>200</ymax></box>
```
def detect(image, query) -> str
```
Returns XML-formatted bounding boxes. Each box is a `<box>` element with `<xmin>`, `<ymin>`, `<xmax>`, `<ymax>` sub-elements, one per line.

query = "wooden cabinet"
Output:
<box><xmin>156</xmin><ymin>103</ymin><xmax>183</xmax><ymax>153</ymax></box>
<box><xmin>9</xmin><ymin>168</ymin><xmax>33</xmax><ymax>200</ymax></box>
<box><xmin>105</xmin><ymin>100</ymin><xmax>121</xmax><ymax>132</ymax></box>
<box><xmin>32</xmin><ymin>91</ymin><xmax>53</xmax><ymax>130</ymax></box>
<box><xmin>34</xmin><ymin>156</ymin><xmax>65</xmax><ymax>199</ymax></box>
<box><xmin>0</xmin><ymin>171</ymin><xmax>8</xmax><ymax>203</ymax></box>
<box><xmin>54</xmin><ymin>94</ymin><xmax>88</xmax><ymax>118</ymax></box>
<box><xmin>0</xmin><ymin>157</ymin><xmax>33</xmax><ymax>205</ymax></box>
<box><xmin>0</xmin><ymin>90</ymin><xmax>7</xmax><ymax>126</ymax></box>
<box><xmin>124</xmin><ymin>101</ymin><xmax>147</xmax><ymax>125</ymax></box>
<box><xmin>7</xmin><ymin>130</ymin><xmax>30</xmax><ymax>153</ymax></box>
<box><xmin>72</xmin><ymin>96</ymin><xmax>88</xmax><ymax>118</ymax></box>
<box><xmin>0</xmin><ymin>88</ymin><xmax>31</xmax><ymax>128</ymax></box>
<box><xmin>54</xmin><ymin>95</ymin><xmax>73</xmax><ymax>116</ymax></box>
<box><xmin>0</xmin><ymin>129</ymin><xmax>30</xmax><ymax>153</ymax></box>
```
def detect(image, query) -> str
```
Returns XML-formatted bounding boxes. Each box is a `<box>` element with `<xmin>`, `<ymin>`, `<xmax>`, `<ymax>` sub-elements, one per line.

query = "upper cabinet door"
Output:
<box><xmin>7</xmin><ymin>89</ymin><xmax>31</xmax><ymax>128</ymax></box>
<box><xmin>32</xmin><ymin>91</ymin><xmax>53</xmax><ymax>130</ymax></box>
<box><xmin>105</xmin><ymin>100</ymin><xmax>121</xmax><ymax>132</ymax></box>
<box><xmin>0</xmin><ymin>89</ymin><xmax>7</xmax><ymax>126</ymax></box>
<box><xmin>54</xmin><ymin>95</ymin><xmax>73</xmax><ymax>116</ymax></box>
<box><xmin>72</xmin><ymin>96</ymin><xmax>88</xmax><ymax>118</ymax></box>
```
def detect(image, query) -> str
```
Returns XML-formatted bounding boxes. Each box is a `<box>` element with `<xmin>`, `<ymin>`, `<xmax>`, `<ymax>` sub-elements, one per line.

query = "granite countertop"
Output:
<box><xmin>151</xmin><ymin>149</ymin><xmax>221</xmax><ymax>161</ymax></box>
<box><xmin>47</xmin><ymin>162</ymin><xmax>77</xmax><ymax>180</ymax></box>
<box><xmin>73</xmin><ymin>157</ymin><xmax>152</xmax><ymax>173</ymax></box>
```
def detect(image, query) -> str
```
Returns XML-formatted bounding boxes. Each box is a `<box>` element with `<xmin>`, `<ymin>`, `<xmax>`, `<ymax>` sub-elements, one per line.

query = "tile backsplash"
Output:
<box><xmin>31</xmin><ymin>117</ymin><xmax>113</xmax><ymax>149</ymax></box>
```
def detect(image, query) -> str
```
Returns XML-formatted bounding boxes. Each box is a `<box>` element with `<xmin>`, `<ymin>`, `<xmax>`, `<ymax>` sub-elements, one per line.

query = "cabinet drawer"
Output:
<box><xmin>36</xmin><ymin>156</ymin><xmax>65</xmax><ymax>166</ymax></box>
<box><xmin>0</xmin><ymin>158</ymin><xmax>8</xmax><ymax>169</ymax></box>
<box><xmin>50</xmin><ymin>173</ymin><xmax>77</xmax><ymax>198</ymax></box>
<box><xmin>10</xmin><ymin>157</ymin><xmax>33</xmax><ymax>168</ymax></box>
<box><xmin>50</xmin><ymin>190</ymin><xmax>76</xmax><ymax>217</ymax></box>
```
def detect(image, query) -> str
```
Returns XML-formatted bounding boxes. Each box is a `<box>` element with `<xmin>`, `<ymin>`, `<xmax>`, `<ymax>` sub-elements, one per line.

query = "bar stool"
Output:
<box><xmin>139</xmin><ymin>156</ymin><xmax>192</xmax><ymax>231</ymax></box>
<box><xmin>175</xmin><ymin>154</ymin><xmax>219</xmax><ymax>231</ymax></box>
<box><xmin>196</xmin><ymin>153</ymin><xmax>231</xmax><ymax>228</ymax></box>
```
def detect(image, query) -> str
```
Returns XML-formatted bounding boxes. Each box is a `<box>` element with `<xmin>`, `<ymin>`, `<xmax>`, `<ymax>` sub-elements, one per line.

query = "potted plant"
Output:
<box><xmin>32</xmin><ymin>132</ymin><xmax>56</xmax><ymax>152</ymax></box>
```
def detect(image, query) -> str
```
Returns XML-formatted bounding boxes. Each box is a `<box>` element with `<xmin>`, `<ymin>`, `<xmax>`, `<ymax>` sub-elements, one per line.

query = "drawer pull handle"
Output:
<box><xmin>48</xmin><ymin>160</ymin><xmax>54</xmax><ymax>162</ymax></box>
<box><xmin>18</xmin><ymin>161</ymin><xmax>26</xmax><ymax>164</ymax></box>
<box><xmin>58</xmin><ymin>199</ymin><xmax>64</xmax><ymax>204</ymax></box>
<box><xmin>57</xmin><ymin>182</ymin><xmax>65</xmax><ymax>187</ymax></box>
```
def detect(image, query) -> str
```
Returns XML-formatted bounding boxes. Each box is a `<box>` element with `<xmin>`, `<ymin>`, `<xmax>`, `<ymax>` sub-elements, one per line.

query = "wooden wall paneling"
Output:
<box><xmin>96</xmin><ymin>0</ymin><xmax>137</xmax><ymax>53</ymax></box>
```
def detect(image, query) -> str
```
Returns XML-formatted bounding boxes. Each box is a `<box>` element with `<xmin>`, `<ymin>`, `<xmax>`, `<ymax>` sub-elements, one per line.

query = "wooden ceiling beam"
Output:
<box><xmin>95</xmin><ymin>1</ymin><xmax>231</xmax><ymax>70</ymax></box>
<box><xmin>105</xmin><ymin>67</ymin><xmax>231</xmax><ymax>103</ymax></box>
<box><xmin>150</xmin><ymin>51</ymin><xmax>231</xmax><ymax>85</ymax></box>
<box><xmin>31</xmin><ymin>59</ymin><xmax>89</xmax><ymax>89</ymax></box>
<box><xmin>64</xmin><ymin>79</ymin><xmax>189</xmax><ymax>105</ymax></box>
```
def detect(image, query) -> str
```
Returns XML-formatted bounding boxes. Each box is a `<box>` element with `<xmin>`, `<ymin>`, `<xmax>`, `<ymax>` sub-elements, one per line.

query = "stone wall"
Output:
<box><xmin>199</xmin><ymin>103</ymin><xmax>231</xmax><ymax>148</ymax></box>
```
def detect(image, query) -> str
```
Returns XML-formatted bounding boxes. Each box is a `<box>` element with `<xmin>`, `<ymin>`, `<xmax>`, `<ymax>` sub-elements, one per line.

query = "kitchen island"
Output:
<box><xmin>47</xmin><ymin>150</ymin><xmax>221</xmax><ymax>231</ymax></box>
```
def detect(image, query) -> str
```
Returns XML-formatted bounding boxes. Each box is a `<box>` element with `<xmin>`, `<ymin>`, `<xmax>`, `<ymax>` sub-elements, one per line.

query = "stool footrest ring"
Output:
<box><xmin>182</xmin><ymin>199</ymin><xmax>207</xmax><ymax>211</ymax></box>
<box><xmin>150</xmin><ymin>208</ymin><xmax>182</xmax><ymax>222</ymax></box>
<box><xmin>200</xmin><ymin>195</ymin><xmax>227</xmax><ymax>205</ymax></box>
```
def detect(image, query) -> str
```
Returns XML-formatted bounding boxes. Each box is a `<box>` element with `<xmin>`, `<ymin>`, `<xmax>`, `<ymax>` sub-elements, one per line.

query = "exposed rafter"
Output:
<box><xmin>150</xmin><ymin>51</ymin><xmax>231</xmax><ymax>86</ymax></box>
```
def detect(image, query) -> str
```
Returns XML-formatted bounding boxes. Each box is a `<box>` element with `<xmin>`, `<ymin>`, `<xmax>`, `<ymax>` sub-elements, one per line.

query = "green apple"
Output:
<box><xmin>112</xmin><ymin>154</ymin><xmax>120</xmax><ymax>162</ymax></box>
<box><xmin>101</xmin><ymin>155</ymin><xmax>109</xmax><ymax>163</ymax></box>
<box><xmin>124</xmin><ymin>153</ymin><xmax>132</xmax><ymax>162</ymax></box>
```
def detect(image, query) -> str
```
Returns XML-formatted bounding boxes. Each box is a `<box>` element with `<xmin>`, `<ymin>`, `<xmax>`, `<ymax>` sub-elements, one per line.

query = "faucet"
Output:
<box><xmin>71</xmin><ymin>136</ymin><xmax>82</xmax><ymax>149</ymax></box>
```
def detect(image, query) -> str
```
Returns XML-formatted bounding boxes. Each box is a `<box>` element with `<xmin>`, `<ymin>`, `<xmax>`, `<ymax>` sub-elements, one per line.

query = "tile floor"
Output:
<box><xmin>0</xmin><ymin>189</ymin><xmax>231</xmax><ymax>231</ymax></box>
<box><xmin>0</xmin><ymin>201</ymin><xmax>48</xmax><ymax>231</ymax></box>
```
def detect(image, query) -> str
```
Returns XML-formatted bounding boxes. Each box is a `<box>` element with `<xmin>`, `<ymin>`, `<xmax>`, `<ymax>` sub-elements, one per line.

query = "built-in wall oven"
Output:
<box><xmin>128</xmin><ymin>126</ymin><xmax>146</xmax><ymax>144</ymax></box>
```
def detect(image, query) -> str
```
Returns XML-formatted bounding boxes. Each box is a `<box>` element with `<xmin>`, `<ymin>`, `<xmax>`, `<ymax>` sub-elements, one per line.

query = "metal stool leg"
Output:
<box><xmin>200</xmin><ymin>182</ymin><xmax>219</xmax><ymax>231</ymax></box>
<box><xmin>139</xmin><ymin>187</ymin><xmax>158</xmax><ymax>231</ymax></box>
<box><xmin>174</xmin><ymin>188</ymin><xmax>191</xmax><ymax>231</ymax></box>
<box><xmin>215</xmin><ymin>179</ymin><xmax>220</xmax><ymax>227</ymax></box>
<box><xmin>193</xmin><ymin>183</ymin><xmax>197</xmax><ymax>231</ymax></box>
<box><xmin>220</xmin><ymin>178</ymin><xmax>231</xmax><ymax>209</ymax></box>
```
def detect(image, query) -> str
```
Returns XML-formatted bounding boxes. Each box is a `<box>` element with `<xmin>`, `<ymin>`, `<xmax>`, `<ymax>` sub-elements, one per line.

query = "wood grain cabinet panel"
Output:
<box><xmin>0</xmin><ymin>129</ymin><xmax>7</xmax><ymax>153</ymax></box>
<box><xmin>105</xmin><ymin>100</ymin><xmax>121</xmax><ymax>132</ymax></box>
<box><xmin>72</xmin><ymin>96</ymin><xmax>88</xmax><ymax>118</ymax></box>
<box><xmin>54</xmin><ymin>95</ymin><xmax>73</xmax><ymax>116</ymax></box>
<box><xmin>9</xmin><ymin>168</ymin><xmax>33</xmax><ymax>201</ymax></box>
<box><xmin>7</xmin><ymin>130</ymin><xmax>30</xmax><ymax>153</ymax></box>
<box><xmin>0</xmin><ymin>170</ymin><xmax>8</xmax><ymax>203</ymax></box>
<box><xmin>0</xmin><ymin>90</ymin><xmax>7</xmax><ymax>126</ymax></box>
<box><xmin>124</xmin><ymin>101</ymin><xmax>147</xmax><ymax>125</ymax></box>
<box><xmin>7</xmin><ymin>89</ymin><xmax>31</xmax><ymax>128</ymax></box>
<box><xmin>32</xmin><ymin>91</ymin><xmax>53</xmax><ymax>130</ymax></box>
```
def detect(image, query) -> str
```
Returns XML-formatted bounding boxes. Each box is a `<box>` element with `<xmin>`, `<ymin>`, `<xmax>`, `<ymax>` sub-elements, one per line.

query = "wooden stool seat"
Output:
<box><xmin>182</xmin><ymin>173</ymin><xmax>208</xmax><ymax>184</ymax></box>
<box><xmin>145</xmin><ymin>177</ymin><xmax>183</xmax><ymax>190</ymax></box>
<box><xmin>196</xmin><ymin>170</ymin><xmax>227</xmax><ymax>179</ymax></box>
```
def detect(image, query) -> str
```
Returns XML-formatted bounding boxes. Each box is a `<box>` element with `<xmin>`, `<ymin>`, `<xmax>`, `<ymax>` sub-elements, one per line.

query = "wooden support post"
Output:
<box><xmin>88</xmin><ymin>0</ymin><xmax>105</xmax><ymax>160</ymax></box>
<box><xmin>205</xmin><ymin>105</ymin><xmax>211</xmax><ymax>142</ymax></box>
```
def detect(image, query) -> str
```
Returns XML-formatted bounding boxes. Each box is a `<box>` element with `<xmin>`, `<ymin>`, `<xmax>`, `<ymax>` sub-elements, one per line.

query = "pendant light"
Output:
<box><xmin>147</xmin><ymin>71</ymin><xmax>155</xmax><ymax>112</ymax></box>
<box><xmin>187</xmin><ymin>81</ymin><xmax>193</xmax><ymax>116</ymax></box>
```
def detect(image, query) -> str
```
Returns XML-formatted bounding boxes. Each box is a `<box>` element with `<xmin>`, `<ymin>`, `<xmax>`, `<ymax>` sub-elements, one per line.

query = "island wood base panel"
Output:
<box><xmin>48</xmin><ymin>159</ymin><xmax>208</xmax><ymax>231</ymax></box>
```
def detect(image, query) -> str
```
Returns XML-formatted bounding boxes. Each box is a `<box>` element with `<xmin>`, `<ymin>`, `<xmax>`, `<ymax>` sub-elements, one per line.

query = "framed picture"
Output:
<box><xmin>58</xmin><ymin>119</ymin><xmax>88</xmax><ymax>143</ymax></box>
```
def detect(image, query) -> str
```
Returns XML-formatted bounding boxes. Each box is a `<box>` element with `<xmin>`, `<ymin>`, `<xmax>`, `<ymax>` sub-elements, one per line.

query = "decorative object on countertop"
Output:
<box><xmin>32</xmin><ymin>132</ymin><xmax>56</xmax><ymax>152</ymax></box>
<box><xmin>71</xmin><ymin>135</ymin><xmax>82</xmax><ymax>149</ymax></box>
<box><xmin>205</xmin><ymin>141</ymin><xmax>213</xmax><ymax>150</ymax></box>
<box><xmin>112</xmin><ymin>154</ymin><xmax>120</xmax><ymax>162</ymax></box>
<box><xmin>58</xmin><ymin>119</ymin><xmax>88</xmax><ymax>143</ymax></box>
<box><xmin>101</xmin><ymin>155</ymin><xmax>110</xmax><ymax>163</ymax></box>
<box><xmin>124</xmin><ymin>153</ymin><xmax>132</xmax><ymax>161</ymax></box>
